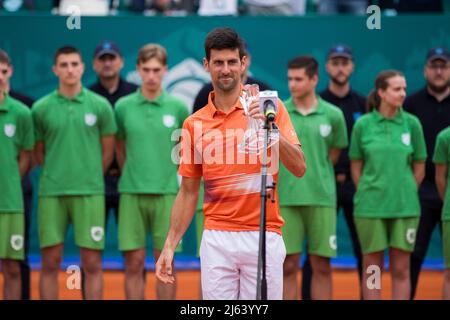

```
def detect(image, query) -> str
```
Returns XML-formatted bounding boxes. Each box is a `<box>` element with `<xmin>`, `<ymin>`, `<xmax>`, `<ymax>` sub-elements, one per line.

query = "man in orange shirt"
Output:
<box><xmin>156</xmin><ymin>27</ymin><xmax>306</xmax><ymax>300</ymax></box>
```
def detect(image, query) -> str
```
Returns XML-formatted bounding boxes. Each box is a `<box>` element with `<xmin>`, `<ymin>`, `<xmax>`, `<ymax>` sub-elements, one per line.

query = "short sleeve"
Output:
<box><xmin>178</xmin><ymin>118</ymin><xmax>203</xmax><ymax>178</ymax></box>
<box><xmin>274</xmin><ymin>100</ymin><xmax>300</xmax><ymax>146</ymax></box>
<box><xmin>410</xmin><ymin>117</ymin><xmax>427</xmax><ymax>161</ymax></box>
<box><xmin>18</xmin><ymin>108</ymin><xmax>34</xmax><ymax>150</ymax></box>
<box><xmin>177</xmin><ymin>102</ymin><xmax>190</xmax><ymax>128</ymax></box>
<box><xmin>98</xmin><ymin>100</ymin><xmax>117</xmax><ymax>136</ymax></box>
<box><xmin>349</xmin><ymin>120</ymin><xmax>363</xmax><ymax>160</ymax></box>
<box><xmin>31</xmin><ymin>105</ymin><xmax>44</xmax><ymax>142</ymax></box>
<box><xmin>115</xmin><ymin>104</ymin><xmax>126</xmax><ymax>141</ymax></box>
<box><xmin>433</xmin><ymin>129</ymin><xmax>449</xmax><ymax>164</ymax></box>
<box><xmin>331</xmin><ymin>109</ymin><xmax>348</xmax><ymax>149</ymax></box>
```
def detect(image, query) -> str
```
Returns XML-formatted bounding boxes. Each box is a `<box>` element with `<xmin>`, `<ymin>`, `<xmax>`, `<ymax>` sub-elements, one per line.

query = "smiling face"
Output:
<box><xmin>52</xmin><ymin>53</ymin><xmax>84</xmax><ymax>87</ymax></box>
<box><xmin>204</xmin><ymin>48</ymin><xmax>246</xmax><ymax>93</ymax></box>
<box><xmin>378</xmin><ymin>75</ymin><xmax>407</xmax><ymax>109</ymax></box>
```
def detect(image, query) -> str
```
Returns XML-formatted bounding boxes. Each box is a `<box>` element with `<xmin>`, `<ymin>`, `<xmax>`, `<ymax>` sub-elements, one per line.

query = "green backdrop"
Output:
<box><xmin>0</xmin><ymin>14</ymin><xmax>447</xmax><ymax>266</ymax></box>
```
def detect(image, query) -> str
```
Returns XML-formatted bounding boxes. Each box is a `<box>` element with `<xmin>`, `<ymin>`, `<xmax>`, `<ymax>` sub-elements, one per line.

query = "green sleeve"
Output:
<box><xmin>433</xmin><ymin>129</ymin><xmax>449</xmax><ymax>164</ymax></box>
<box><xmin>31</xmin><ymin>105</ymin><xmax>44</xmax><ymax>142</ymax></box>
<box><xmin>410</xmin><ymin>118</ymin><xmax>427</xmax><ymax>161</ymax></box>
<box><xmin>331</xmin><ymin>110</ymin><xmax>348</xmax><ymax>149</ymax></box>
<box><xmin>115</xmin><ymin>104</ymin><xmax>126</xmax><ymax>141</ymax></box>
<box><xmin>99</xmin><ymin>100</ymin><xmax>117</xmax><ymax>136</ymax></box>
<box><xmin>349</xmin><ymin>120</ymin><xmax>363</xmax><ymax>160</ymax></box>
<box><xmin>178</xmin><ymin>102</ymin><xmax>190</xmax><ymax>128</ymax></box>
<box><xmin>18</xmin><ymin>108</ymin><xmax>35</xmax><ymax>150</ymax></box>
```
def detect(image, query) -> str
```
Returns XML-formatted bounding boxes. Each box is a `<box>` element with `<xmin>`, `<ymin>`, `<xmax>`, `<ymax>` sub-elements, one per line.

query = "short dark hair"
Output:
<box><xmin>0</xmin><ymin>49</ymin><xmax>11</xmax><ymax>65</ymax></box>
<box><xmin>204</xmin><ymin>27</ymin><xmax>246</xmax><ymax>61</ymax></box>
<box><xmin>54</xmin><ymin>46</ymin><xmax>82</xmax><ymax>65</ymax></box>
<box><xmin>287</xmin><ymin>55</ymin><xmax>319</xmax><ymax>78</ymax></box>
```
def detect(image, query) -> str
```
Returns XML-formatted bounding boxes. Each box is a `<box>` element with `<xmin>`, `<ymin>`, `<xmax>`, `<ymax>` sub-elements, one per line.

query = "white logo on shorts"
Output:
<box><xmin>85</xmin><ymin>113</ymin><xmax>97</xmax><ymax>126</ymax></box>
<box><xmin>329</xmin><ymin>235</ymin><xmax>337</xmax><ymax>250</ymax></box>
<box><xmin>406</xmin><ymin>228</ymin><xmax>416</xmax><ymax>244</ymax></box>
<box><xmin>320</xmin><ymin>124</ymin><xmax>332</xmax><ymax>137</ymax></box>
<box><xmin>90</xmin><ymin>227</ymin><xmax>104</xmax><ymax>242</ymax></box>
<box><xmin>163</xmin><ymin>115</ymin><xmax>176</xmax><ymax>128</ymax></box>
<box><xmin>401</xmin><ymin>133</ymin><xmax>411</xmax><ymax>146</ymax></box>
<box><xmin>10</xmin><ymin>235</ymin><xmax>24</xmax><ymax>251</ymax></box>
<box><xmin>4</xmin><ymin>124</ymin><xmax>16</xmax><ymax>137</ymax></box>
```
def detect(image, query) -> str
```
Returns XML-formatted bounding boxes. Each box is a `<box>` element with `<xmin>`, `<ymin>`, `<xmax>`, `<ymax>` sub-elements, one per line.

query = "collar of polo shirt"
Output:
<box><xmin>372</xmin><ymin>108</ymin><xmax>404</xmax><ymax>124</ymax></box>
<box><xmin>55</xmin><ymin>87</ymin><xmax>86</xmax><ymax>103</ymax></box>
<box><xmin>0</xmin><ymin>92</ymin><xmax>10</xmax><ymax>111</ymax></box>
<box><xmin>286</xmin><ymin>96</ymin><xmax>325</xmax><ymax>116</ymax></box>
<box><xmin>136</xmin><ymin>88</ymin><xmax>166</xmax><ymax>106</ymax></box>
<box><xmin>206</xmin><ymin>89</ymin><xmax>244</xmax><ymax>118</ymax></box>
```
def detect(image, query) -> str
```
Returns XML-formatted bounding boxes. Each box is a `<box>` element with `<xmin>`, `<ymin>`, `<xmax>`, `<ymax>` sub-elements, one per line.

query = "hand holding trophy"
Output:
<box><xmin>239</xmin><ymin>84</ymin><xmax>279</xmax><ymax>155</ymax></box>
<box><xmin>239</xmin><ymin>84</ymin><xmax>263</xmax><ymax>154</ymax></box>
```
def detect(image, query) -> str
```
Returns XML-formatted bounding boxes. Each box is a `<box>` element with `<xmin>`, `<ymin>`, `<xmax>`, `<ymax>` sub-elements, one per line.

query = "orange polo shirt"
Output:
<box><xmin>179</xmin><ymin>91</ymin><xmax>300</xmax><ymax>234</ymax></box>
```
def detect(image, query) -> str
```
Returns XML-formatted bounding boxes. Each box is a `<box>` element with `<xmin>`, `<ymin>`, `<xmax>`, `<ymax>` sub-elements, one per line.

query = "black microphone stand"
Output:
<box><xmin>256</xmin><ymin>116</ymin><xmax>276</xmax><ymax>300</ymax></box>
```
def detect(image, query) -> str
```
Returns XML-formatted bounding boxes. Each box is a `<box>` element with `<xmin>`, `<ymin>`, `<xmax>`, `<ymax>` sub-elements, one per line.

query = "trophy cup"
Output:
<box><xmin>238</xmin><ymin>84</ymin><xmax>263</xmax><ymax>154</ymax></box>
<box><xmin>238</xmin><ymin>84</ymin><xmax>280</xmax><ymax>155</ymax></box>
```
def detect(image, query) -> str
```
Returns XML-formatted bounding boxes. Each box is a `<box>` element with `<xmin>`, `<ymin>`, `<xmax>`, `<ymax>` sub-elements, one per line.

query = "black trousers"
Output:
<box><xmin>410</xmin><ymin>182</ymin><xmax>442</xmax><ymax>300</ymax></box>
<box><xmin>301</xmin><ymin>180</ymin><xmax>363</xmax><ymax>300</ymax></box>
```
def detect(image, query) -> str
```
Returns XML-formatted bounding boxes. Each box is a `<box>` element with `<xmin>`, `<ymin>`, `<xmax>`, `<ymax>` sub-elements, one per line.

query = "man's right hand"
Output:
<box><xmin>155</xmin><ymin>248</ymin><xmax>175</xmax><ymax>284</ymax></box>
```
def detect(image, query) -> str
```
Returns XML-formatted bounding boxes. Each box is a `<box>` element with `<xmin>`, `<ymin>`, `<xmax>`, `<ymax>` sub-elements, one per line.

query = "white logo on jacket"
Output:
<box><xmin>85</xmin><ymin>113</ymin><xmax>97</xmax><ymax>126</ymax></box>
<box><xmin>4</xmin><ymin>124</ymin><xmax>16</xmax><ymax>137</ymax></box>
<box><xmin>401</xmin><ymin>133</ymin><xmax>411</xmax><ymax>146</ymax></box>
<box><xmin>163</xmin><ymin>115</ymin><xmax>176</xmax><ymax>128</ymax></box>
<box><xmin>320</xmin><ymin>124</ymin><xmax>332</xmax><ymax>137</ymax></box>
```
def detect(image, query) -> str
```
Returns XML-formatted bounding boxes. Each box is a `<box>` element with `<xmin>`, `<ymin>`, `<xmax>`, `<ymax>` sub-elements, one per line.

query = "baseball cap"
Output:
<box><xmin>426</xmin><ymin>47</ymin><xmax>450</xmax><ymax>63</ymax></box>
<box><xmin>327</xmin><ymin>44</ymin><xmax>353</xmax><ymax>60</ymax></box>
<box><xmin>93</xmin><ymin>41</ymin><xmax>121</xmax><ymax>59</ymax></box>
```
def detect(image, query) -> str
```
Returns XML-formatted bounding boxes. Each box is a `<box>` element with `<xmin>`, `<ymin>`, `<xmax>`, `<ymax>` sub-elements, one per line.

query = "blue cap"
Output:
<box><xmin>426</xmin><ymin>47</ymin><xmax>450</xmax><ymax>63</ymax></box>
<box><xmin>93</xmin><ymin>41</ymin><xmax>121</xmax><ymax>59</ymax></box>
<box><xmin>327</xmin><ymin>44</ymin><xmax>353</xmax><ymax>60</ymax></box>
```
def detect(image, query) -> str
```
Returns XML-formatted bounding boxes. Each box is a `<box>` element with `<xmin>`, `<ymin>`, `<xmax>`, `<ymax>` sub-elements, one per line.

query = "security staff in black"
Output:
<box><xmin>89</xmin><ymin>41</ymin><xmax>138</xmax><ymax>224</ymax></box>
<box><xmin>404</xmin><ymin>47</ymin><xmax>450</xmax><ymax>299</ymax></box>
<box><xmin>87</xmin><ymin>41</ymin><xmax>138</xmax><ymax>297</ymax></box>
<box><xmin>302</xmin><ymin>45</ymin><xmax>365</xmax><ymax>300</ymax></box>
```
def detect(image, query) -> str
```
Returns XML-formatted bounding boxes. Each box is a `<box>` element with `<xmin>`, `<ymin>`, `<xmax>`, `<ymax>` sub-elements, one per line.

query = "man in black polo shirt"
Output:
<box><xmin>0</xmin><ymin>49</ymin><xmax>35</xmax><ymax>300</ymax></box>
<box><xmin>404</xmin><ymin>47</ymin><xmax>450</xmax><ymax>299</ymax></box>
<box><xmin>89</xmin><ymin>41</ymin><xmax>138</xmax><ymax>225</ymax></box>
<box><xmin>192</xmin><ymin>44</ymin><xmax>271</xmax><ymax>113</ymax></box>
<box><xmin>300</xmin><ymin>45</ymin><xmax>365</xmax><ymax>300</ymax></box>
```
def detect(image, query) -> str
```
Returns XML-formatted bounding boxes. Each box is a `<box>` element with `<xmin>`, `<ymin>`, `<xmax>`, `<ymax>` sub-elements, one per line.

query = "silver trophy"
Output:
<box><xmin>238</xmin><ymin>84</ymin><xmax>279</xmax><ymax>155</ymax></box>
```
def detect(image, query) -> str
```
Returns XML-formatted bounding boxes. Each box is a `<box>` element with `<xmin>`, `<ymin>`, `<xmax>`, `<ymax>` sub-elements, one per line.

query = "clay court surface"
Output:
<box><xmin>0</xmin><ymin>269</ymin><xmax>443</xmax><ymax>300</ymax></box>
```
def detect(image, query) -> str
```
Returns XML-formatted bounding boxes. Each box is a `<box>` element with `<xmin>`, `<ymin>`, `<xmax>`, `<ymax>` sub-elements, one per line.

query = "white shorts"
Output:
<box><xmin>200</xmin><ymin>229</ymin><xmax>286</xmax><ymax>300</ymax></box>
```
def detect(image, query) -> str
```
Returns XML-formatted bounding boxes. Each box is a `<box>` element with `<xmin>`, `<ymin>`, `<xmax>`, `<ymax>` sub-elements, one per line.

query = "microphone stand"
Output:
<box><xmin>256</xmin><ymin>117</ymin><xmax>276</xmax><ymax>300</ymax></box>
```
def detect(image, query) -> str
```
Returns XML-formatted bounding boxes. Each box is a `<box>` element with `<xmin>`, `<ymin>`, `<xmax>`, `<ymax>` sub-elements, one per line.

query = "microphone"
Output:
<box><xmin>259</xmin><ymin>91</ymin><xmax>278</xmax><ymax>122</ymax></box>
<box><xmin>263</xmin><ymin>99</ymin><xmax>277</xmax><ymax>121</ymax></box>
